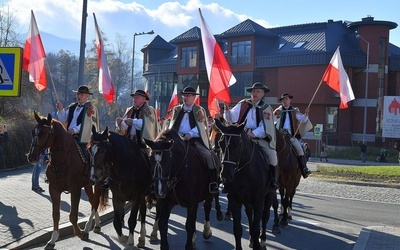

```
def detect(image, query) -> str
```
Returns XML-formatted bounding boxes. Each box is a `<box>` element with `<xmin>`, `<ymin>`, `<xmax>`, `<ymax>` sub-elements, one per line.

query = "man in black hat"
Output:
<box><xmin>274</xmin><ymin>93</ymin><xmax>312</xmax><ymax>178</ymax></box>
<box><xmin>224</xmin><ymin>82</ymin><xmax>278</xmax><ymax>189</ymax></box>
<box><xmin>56</xmin><ymin>85</ymin><xmax>99</xmax><ymax>145</ymax></box>
<box><xmin>116</xmin><ymin>89</ymin><xmax>159</xmax><ymax>144</ymax></box>
<box><xmin>168</xmin><ymin>86</ymin><xmax>219</xmax><ymax>193</ymax></box>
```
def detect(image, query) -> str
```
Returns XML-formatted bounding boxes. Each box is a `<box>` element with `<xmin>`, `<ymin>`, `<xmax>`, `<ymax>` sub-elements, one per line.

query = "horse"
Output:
<box><xmin>145</xmin><ymin>129</ymin><xmax>219</xmax><ymax>250</ymax></box>
<box><xmin>275</xmin><ymin>129</ymin><xmax>302</xmax><ymax>227</ymax></box>
<box><xmin>214</xmin><ymin>119</ymin><xmax>271</xmax><ymax>250</ymax></box>
<box><xmin>89</xmin><ymin>126</ymin><xmax>155</xmax><ymax>248</ymax></box>
<box><xmin>27</xmin><ymin>112</ymin><xmax>107</xmax><ymax>250</ymax></box>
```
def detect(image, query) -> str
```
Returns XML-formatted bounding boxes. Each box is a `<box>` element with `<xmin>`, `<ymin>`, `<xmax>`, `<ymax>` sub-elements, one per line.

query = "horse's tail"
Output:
<box><xmin>98</xmin><ymin>189</ymin><xmax>109</xmax><ymax>212</ymax></box>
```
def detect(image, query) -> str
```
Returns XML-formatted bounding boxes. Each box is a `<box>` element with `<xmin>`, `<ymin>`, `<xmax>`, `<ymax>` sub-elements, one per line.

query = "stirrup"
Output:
<box><xmin>302</xmin><ymin>168</ymin><xmax>311</xmax><ymax>178</ymax></box>
<box><xmin>270</xmin><ymin>180</ymin><xmax>279</xmax><ymax>190</ymax></box>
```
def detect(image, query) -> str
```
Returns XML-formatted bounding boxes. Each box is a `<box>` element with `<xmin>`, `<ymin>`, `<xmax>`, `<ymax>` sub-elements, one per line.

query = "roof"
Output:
<box><xmin>218</xmin><ymin>19</ymin><xmax>278</xmax><ymax>38</ymax></box>
<box><xmin>170</xmin><ymin>26</ymin><xmax>201</xmax><ymax>44</ymax></box>
<box><xmin>141</xmin><ymin>35</ymin><xmax>174</xmax><ymax>51</ymax></box>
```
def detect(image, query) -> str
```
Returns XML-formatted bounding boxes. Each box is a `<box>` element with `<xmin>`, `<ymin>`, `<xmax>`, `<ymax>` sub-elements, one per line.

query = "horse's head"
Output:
<box><xmin>145</xmin><ymin>135</ymin><xmax>174</xmax><ymax>199</ymax></box>
<box><xmin>89</xmin><ymin>126</ymin><xmax>110</xmax><ymax>184</ymax></box>
<box><xmin>28</xmin><ymin>111</ymin><xmax>54</xmax><ymax>163</ymax></box>
<box><xmin>215</xmin><ymin>119</ymin><xmax>246</xmax><ymax>184</ymax></box>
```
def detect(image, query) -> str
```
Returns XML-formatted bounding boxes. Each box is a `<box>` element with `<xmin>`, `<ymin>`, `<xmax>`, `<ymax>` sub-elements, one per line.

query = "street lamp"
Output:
<box><xmin>356</xmin><ymin>34</ymin><xmax>370</xmax><ymax>142</ymax></box>
<box><xmin>131</xmin><ymin>30</ymin><xmax>154</xmax><ymax>93</ymax></box>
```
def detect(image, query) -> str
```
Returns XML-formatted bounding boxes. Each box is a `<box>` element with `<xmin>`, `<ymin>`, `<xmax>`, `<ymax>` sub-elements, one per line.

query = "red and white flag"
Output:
<box><xmin>155</xmin><ymin>99</ymin><xmax>160</xmax><ymax>119</ymax></box>
<box><xmin>93</xmin><ymin>13</ymin><xmax>115</xmax><ymax>104</ymax></box>
<box><xmin>144</xmin><ymin>80</ymin><xmax>150</xmax><ymax>94</ymax></box>
<box><xmin>208</xmin><ymin>93</ymin><xmax>220</xmax><ymax>119</ymax></box>
<box><xmin>194</xmin><ymin>85</ymin><xmax>200</xmax><ymax>105</ymax></box>
<box><xmin>22</xmin><ymin>10</ymin><xmax>47</xmax><ymax>91</ymax></box>
<box><xmin>167</xmin><ymin>84</ymin><xmax>178</xmax><ymax>118</ymax></box>
<box><xmin>321</xmin><ymin>46</ymin><xmax>355</xmax><ymax>109</ymax></box>
<box><xmin>199</xmin><ymin>9</ymin><xmax>236</xmax><ymax>116</ymax></box>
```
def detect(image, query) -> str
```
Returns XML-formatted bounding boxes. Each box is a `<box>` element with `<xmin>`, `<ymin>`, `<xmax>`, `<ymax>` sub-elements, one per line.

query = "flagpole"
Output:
<box><xmin>44</xmin><ymin>58</ymin><xmax>60</xmax><ymax>102</ymax></box>
<box><xmin>294</xmin><ymin>80</ymin><xmax>323</xmax><ymax>136</ymax></box>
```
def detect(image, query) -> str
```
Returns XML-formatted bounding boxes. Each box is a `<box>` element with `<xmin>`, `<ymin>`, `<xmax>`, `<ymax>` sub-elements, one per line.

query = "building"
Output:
<box><xmin>140</xmin><ymin>16</ymin><xmax>400</xmax><ymax>147</ymax></box>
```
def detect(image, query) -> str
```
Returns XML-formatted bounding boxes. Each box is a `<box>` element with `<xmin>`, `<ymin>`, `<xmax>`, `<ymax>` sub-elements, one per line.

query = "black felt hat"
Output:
<box><xmin>73</xmin><ymin>85</ymin><xmax>93</xmax><ymax>95</ymax></box>
<box><xmin>278</xmin><ymin>93</ymin><xmax>294</xmax><ymax>101</ymax></box>
<box><xmin>130</xmin><ymin>89</ymin><xmax>150</xmax><ymax>100</ymax></box>
<box><xmin>180</xmin><ymin>86</ymin><xmax>199</xmax><ymax>95</ymax></box>
<box><xmin>246</xmin><ymin>82</ymin><xmax>270</xmax><ymax>93</ymax></box>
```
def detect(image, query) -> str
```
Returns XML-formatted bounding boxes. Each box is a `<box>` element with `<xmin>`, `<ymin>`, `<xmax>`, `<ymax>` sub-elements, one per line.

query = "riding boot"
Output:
<box><xmin>209</xmin><ymin>168</ymin><xmax>219</xmax><ymax>194</ymax></box>
<box><xmin>299</xmin><ymin>155</ymin><xmax>311</xmax><ymax>179</ymax></box>
<box><xmin>269</xmin><ymin>165</ymin><xmax>279</xmax><ymax>190</ymax></box>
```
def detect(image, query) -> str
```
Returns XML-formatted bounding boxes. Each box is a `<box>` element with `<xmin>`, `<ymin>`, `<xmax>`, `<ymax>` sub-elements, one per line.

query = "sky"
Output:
<box><xmin>3</xmin><ymin>0</ymin><xmax>400</xmax><ymax>59</ymax></box>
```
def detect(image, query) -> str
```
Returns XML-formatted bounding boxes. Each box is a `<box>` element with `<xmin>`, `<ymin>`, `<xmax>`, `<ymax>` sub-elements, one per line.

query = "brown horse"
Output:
<box><xmin>27</xmin><ymin>112</ymin><xmax>107</xmax><ymax>250</ymax></box>
<box><xmin>275</xmin><ymin>129</ymin><xmax>302</xmax><ymax>226</ymax></box>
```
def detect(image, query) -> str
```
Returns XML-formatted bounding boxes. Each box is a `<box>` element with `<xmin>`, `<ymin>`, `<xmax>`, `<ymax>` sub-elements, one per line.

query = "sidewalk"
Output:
<box><xmin>0</xmin><ymin>166</ymin><xmax>114</xmax><ymax>250</ymax></box>
<box><xmin>0</xmin><ymin>162</ymin><xmax>399</xmax><ymax>249</ymax></box>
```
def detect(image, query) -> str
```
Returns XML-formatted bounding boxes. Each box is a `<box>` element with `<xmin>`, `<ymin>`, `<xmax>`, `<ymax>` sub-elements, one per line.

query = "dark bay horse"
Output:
<box><xmin>89</xmin><ymin>126</ymin><xmax>154</xmax><ymax>248</ymax></box>
<box><xmin>275</xmin><ymin>129</ymin><xmax>301</xmax><ymax>226</ymax></box>
<box><xmin>145</xmin><ymin>129</ymin><xmax>218</xmax><ymax>250</ymax></box>
<box><xmin>215</xmin><ymin>119</ymin><xmax>271</xmax><ymax>250</ymax></box>
<box><xmin>27</xmin><ymin>112</ymin><xmax>107</xmax><ymax>250</ymax></box>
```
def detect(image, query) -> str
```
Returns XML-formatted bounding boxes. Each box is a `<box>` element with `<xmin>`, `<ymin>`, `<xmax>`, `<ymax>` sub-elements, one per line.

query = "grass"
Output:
<box><xmin>315</xmin><ymin>165</ymin><xmax>400</xmax><ymax>184</ymax></box>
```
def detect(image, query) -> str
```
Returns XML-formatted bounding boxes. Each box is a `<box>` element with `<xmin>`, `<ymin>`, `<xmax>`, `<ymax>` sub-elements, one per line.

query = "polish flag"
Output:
<box><xmin>144</xmin><ymin>80</ymin><xmax>149</xmax><ymax>94</ymax></box>
<box><xmin>199</xmin><ymin>9</ymin><xmax>236</xmax><ymax>113</ymax></box>
<box><xmin>167</xmin><ymin>84</ymin><xmax>178</xmax><ymax>118</ymax></box>
<box><xmin>208</xmin><ymin>91</ymin><xmax>220</xmax><ymax>118</ymax></box>
<box><xmin>155</xmin><ymin>99</ymin><xmax>160</xmax><ymax>119</ymax></box>
<box><xmin>93</xmin><ymin>13</ymin><xmax>115</xmax><ymax>104</ymax></box>
<box><xmin>194</xmin><ymin>85</ymin><xmax>200</xmax><ymax>105</ymax></box>
<box><xmin>321</xmin><ymin>46</ymin><xmax>355</xmax><ymax>109</ymax></box>
<box><xmin>22</xmin><ymin>10</ymin><xmax>47</xmax><ymax>91</ymax></box>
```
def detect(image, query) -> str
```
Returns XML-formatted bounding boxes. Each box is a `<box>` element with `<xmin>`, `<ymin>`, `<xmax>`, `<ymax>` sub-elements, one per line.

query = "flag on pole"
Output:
<box><xmin>155</xmin><ymin>99</ymin><xmax>160</xmax><ymax>119</ymax></box>
<box><xmin>321</xmin><ymin>46</ymin><xmax>355</xmax><ymax>109</ymax></box>
<box><xmin>93</xmin><ymin>13</ymin><xmax>115</xmax><ymax>104</ymax></box>
<box><xmin>199</xmin><ymin>8</ymin><xmax>236</xmax><ymax>115</ymax></box>
<box><xmin>194</xmin><ymin>85</ymin><xmax>200</xmax><ymax>105</ymax></box>
<box><xmin>144</xmin><ymin>80</ymin><xmax>149</xmax><ymax>94</ymax></box>
<box><xmin>208</xmin><ymin>92</ymin><xmax>220</xmax><ymax>118</ymax></box>
<box><xmin>167</xmin><ymin>84</ymin><xmax>178</xmax><ymax>118</ymax></box>
<box><xmin>22</xmin><ymin>10</ymin><xmax>47</xmax><ymax>91</ymax></box>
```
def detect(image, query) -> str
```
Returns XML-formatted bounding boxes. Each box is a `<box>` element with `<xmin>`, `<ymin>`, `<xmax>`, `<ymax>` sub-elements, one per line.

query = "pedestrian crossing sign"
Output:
<box><xmin>0</xmin><ymin>47</ymin><xmax>22</xmax><ymax>97</ymax></box>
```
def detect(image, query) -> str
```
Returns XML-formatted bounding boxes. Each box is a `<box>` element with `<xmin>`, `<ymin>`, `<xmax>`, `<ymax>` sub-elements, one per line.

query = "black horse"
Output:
<box><xmin>215</xmin><ymin>119</ymin><xmax>271</xmax><ymax>250</ymax></box>
<box><xmin>145</xmin><ymin>129</ymin><xmax>218</xmax><ymax>250</ymax></box>
<box><xmin>89</xmin><ymin>126</ymin><xmax>153</xmax><ymax>248</ymax></box>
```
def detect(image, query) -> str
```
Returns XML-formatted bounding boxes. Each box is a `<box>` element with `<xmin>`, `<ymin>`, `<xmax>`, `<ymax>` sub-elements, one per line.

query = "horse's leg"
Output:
<box><xmin>69</xmin><ymin>187</ymin><xmax>86</xmax><ymax>240</ymax></box>
<box><xmin>229</xmin><ymin>196</ymin><xmax>243</xmax><ymax>250</ymax></box>
<box><xmin>185</xmin><ymin>204</ymin><xmax>199</xmax><ymax>250</ymax></box>
<box><xmin>260</xmin><ymin>193</ymin><xmax>271</xmax><ymax>246</ymax></box>
<box><xmin>150</xmin><ymin>201</ymin><xmax>160</xmax><ymax>242</ymax></box>
<box><xmin>280</xmin><ymin>192</ymin><xmax>290</xmax><ymax>227</ymax></box>
<box><xmin>45</xmin><ymin>187</ymin><xmax>61</xmax><ymax>250</ymax></box>
<box><xmin>83</xmin><ymin>185</ymin><xmax>98</xmax><ymax>234</ymax></box>
<box><xmin>202</xmin><ymin>194</ymin><xmax>213</xmax><ymax>240</ymax></box>
<box><xmin>272</xmin><ymin>191</ymin><xmax>281</xmax><ymax>234</ymax></box>
<box><xmin>224</xmin><ymin>199</ymin><xmax>232</xmax><ymax>221</ymax></box>
<box><xmin>126</xmin><ymin>198</ymin><xmax>140</xmax><ymax>248</ymax></box>
<box><xmin>137</xmin><ymin>197</ymin><xmax>147</xmax><ymax>248</ymax></box>
<box><xmin>159</xmin><ymin>198</ymin><xmax>173</xmax><ymax>250</ymax></box>
<box><xmin>214</xmin><ymin>191</ymin><xmax>223</xmax><ymax>221</ymax></box>
<box><xmin>244</xmin><ymin>204</ymin><xmax>254</xmax><ymax>248</ymax></box>
<box><xmin>250</xmin><ymin>199</ymin><xmax>264</xmax><ymax>250</ymax></box>
<box><xmin>287</xmin><ymin>189</ymin><xmax>296</xmax><ymax>221</ymax></box>
<box><xmin>113</xmin><ymin>199</ymin><xmax>127</xmax><ymax>243</ymax></box>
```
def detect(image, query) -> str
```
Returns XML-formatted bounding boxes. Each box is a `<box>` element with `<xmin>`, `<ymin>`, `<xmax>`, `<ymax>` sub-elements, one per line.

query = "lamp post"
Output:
<box><xmin>131</xmin><ymin>30</ymin><xmax>154</xmax><ymax>93</ymax></box>
<box><xmin>356</xmin><ymin>34</ymin><xmax>370</xmax><ymax>142</ymax></box>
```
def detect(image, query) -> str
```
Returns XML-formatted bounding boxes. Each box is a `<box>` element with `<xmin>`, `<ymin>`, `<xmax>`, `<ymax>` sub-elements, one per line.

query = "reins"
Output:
<box><xmin>220</xmin><ymin>132</ymin><xmax>254</xmax><ymax>174</ymax></box>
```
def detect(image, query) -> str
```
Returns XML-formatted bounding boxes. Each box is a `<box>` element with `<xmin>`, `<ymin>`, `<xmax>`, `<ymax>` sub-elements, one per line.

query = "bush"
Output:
<box><xmin>327</xmin><ymin>145</ymin><xmax>399</xmax><ymax>163</ymax></box>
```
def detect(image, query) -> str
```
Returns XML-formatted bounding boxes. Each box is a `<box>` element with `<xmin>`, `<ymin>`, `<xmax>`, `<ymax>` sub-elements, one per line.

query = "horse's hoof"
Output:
<box><xmin>287</xmin><ymin>215</ymin><xmax>293</xmax><ymax>221</ymax></box>
<box><xmin>137</xmin><ymin>238</ymin><xmax>145</xmax><ymax>248</ymax></box>
<box><xmin>44</xmin><ymin>243</ymin><xmax>55</xmax><ymax>250</ymax></box>
<box><xmin>118</xmin><ymin>235</ymin><xmax>129</xmax><ymax>244</ymax></box>
<box><xmin>150</xmin><ymin>233</ymin><xmax>159</xmax><ymax>242</ymax></box>
<box><xmin>94</xmin><ymin>226</ymin><xmax>101</xmax><ymax>233</ymax></box>
<box><xmin>216</xmin><ymin>211</ymin><xmax>223</xmax><ymax>221</ymax></box>
<box><xmin>272</xmin><ymin>225</ymin><xmax>281</xmax><ymax>234</ymax></box>
<box><xmin>203</xmin><ymin>230</ymin><xmax>212</xmax><ymax>240</ymax></box>
<box><xmin>81</xmin><ymin>232</ymin><xmax>89</xmax><ymax>241</ymax></box>
<box><xmin>280</xmin><ymin>221</ymin><xmax>288</xmax><ymax>228</ymax></box>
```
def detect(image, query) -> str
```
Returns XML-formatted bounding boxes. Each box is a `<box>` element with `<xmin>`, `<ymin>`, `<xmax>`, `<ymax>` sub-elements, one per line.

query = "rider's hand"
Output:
<box><xmin>67</xmin><ymin>129</ymin><xmax>75</xmax><ymax>135</ymax></box>
<box><xmin>116</xmin><ymin>117</ymin><xmax>123</xmax><ymax>125</ymax></box>
<box><xmin>305</xmin><ymin>107</ymin><xmax>310</xmax><ymax>116</ymax></box>
<box><xmin>56</xmin><ymin>101</ymin><xmax>63</xmax><ymax>111</ymax></box>
<box><xmin>247</xmin><ymin>130</ymin><xmax>256</xmax><ymax>139</ymax></box>
<box><xmin>125</xmin><ymin>118</ymin><xmax>133</xmax><ymax>126</ymax></box>
<box><xmin>183</xmin><ymin>134</ymin><xmax>192</xmax><ymax>141</ymax></box>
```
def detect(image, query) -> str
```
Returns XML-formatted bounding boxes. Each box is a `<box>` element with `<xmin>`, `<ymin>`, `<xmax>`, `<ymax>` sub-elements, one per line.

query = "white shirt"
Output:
<box><xmin>281</xmin><ymin>107</ymin><xmax>308</xmax><ymax>135</ymax></box>
<box><xmin>178</xmin><ymin>104</ymin><xmax>200</xmax><ymax>138</ymax></box>
<box><xmin>57</xmin><ymin>103</ymin><xmax>86</xmax><ymax>134</ymax></box>
<box><xmin>226</xmin><ymin>100</ymin><xmax>267</xmax><ymax>138</ymax></box>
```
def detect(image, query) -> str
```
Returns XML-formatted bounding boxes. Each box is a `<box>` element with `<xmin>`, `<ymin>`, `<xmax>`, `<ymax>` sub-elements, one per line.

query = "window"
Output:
<box><xmin>180</xmin><ymin>46</ymin><xmax>197</xmax><ymax>68</ymax></box>
<box><xmin>231</xmin><ymin>41</ymin><xmax>251</xmax><ymax>65</ymax></box>
<box><xmin>279</xmin><ymin>43</ymin><xmax>285</xmax><ymax>49</ymax></box>
<box><xmin>293</xmin><ymin>41</ymin><xmax>306</xmax><ymax>48</ymax></box>
<box><xmin>326</xmin><ymin>107</ymin><xmax>338</xmax><ymax>133</ymax></box>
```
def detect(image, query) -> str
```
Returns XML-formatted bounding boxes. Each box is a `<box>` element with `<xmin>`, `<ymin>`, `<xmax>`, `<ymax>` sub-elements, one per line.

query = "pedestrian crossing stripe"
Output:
<box><xmin>0</xmin><ymin>47</ymin><xmax>22</xmax><ymax>97</ymax></box>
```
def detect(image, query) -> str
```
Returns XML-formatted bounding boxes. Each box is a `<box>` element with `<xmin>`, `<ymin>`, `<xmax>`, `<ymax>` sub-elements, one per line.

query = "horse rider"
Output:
<box><xmin>168</xmin><ymin>86</ymin><xmax>219</xmax><ymax>193</ymax></box>
<box><xmin>95</xmin><ymin>89</ymin><xmax>160</xmax><ymax>189</ymax></box>
<box><xmin>274</xmin><ymin>92</ymin><xmax>312</xmax><ymax>178</ymax></box>
<box><xmin>56</xmin><ymin>85</ymin><xmax>99</xmax><ymax>160</ymax></box>
<box><xmin>116</xmin><ymin>89</ymin><xmax>159</xmax><ymax>145</ymax></box>
<box><xmin>224</xmin><ymin>82</ymin><xmax>278</xmax><ymax>190</ymax></box>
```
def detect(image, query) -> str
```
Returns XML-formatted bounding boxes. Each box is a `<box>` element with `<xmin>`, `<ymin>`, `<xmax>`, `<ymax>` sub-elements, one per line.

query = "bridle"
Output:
<box><xmin>219</xmin><ymin>132</ymin><xmax>254</xmax><ymax>173</ymax></box>
<box><xmin>89</xmin><ymin>137</ymin><xmax>111</xmax><ymax>183</ymax></box>
<box><xmin>151</xmin><ymin>149</ymin><xmax>175</xmax><ymax>190</ymax></box>
<box><xmin>31</xmin><ymin>122</ymin><xmax>54</xmax><ymax>154</ymax></box>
